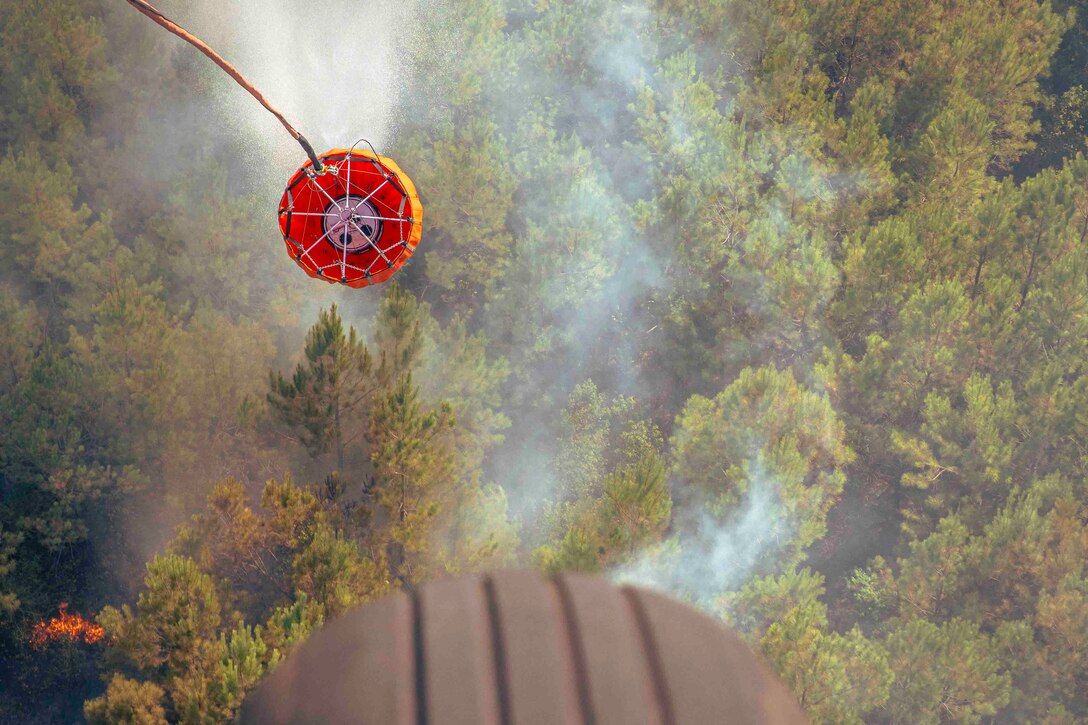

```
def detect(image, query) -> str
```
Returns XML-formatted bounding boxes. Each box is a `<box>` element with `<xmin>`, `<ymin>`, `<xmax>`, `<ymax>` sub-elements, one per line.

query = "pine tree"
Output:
<box><xmin>69</xmin><ymin>277</ymin><xmax>183</xmax><ymax>469</ymax></box>
<box><xmin>535</xmin><ymin>453</ymin><xmax>673</xmax><ymax>573</ymax></box>
<box><xmin>367</xmin><ymin>374</ymin><xmax>455</xmax><ymax>583</ymax></box>
<box><xmin>760</xmin><ymin>601</ymin><xmax>891</xmax><ymax>724</ymax></box>
<box><xmin>0</xmin><ymin>0</ymin><xmax>113</xmax><ymax>158</ymax></box>
<box><xmin>556</xmin><ymin>380</ymin><xmax>664</xmax><ymax>504</ymax></box>
<box><xmin>721</xmin><ymin>568</ymin><xmax>891</xmax><ymax>723</ymax></box>
<box><xmin>883</xmin><ymin>617</ymin><xmax>1011</xmax><ymax>724</ymax></box>
<box><xmin>268</xmin><ymin>305</ymin><xmax>377</xmax><ymax>474</ymax></box>
<box><xmin>671</xmin><ymin>365</ymin><xmax>853</xmax><ymax>569</ymax></box>
<box><xmin>291</xmin><ymin>524</ymin><xmax>389</xmax><ymax>618</ymax></box>
<box><xmin>84</xmin><ymin>675</ymin><xmax>167</xmax><ymax>725</ymax></box>
<box><xmin>98</xmin><ymin>556</ymin><xmax>221</xmax><ymax>678</ymax></box>
<box><xmin>401</xmin><ymin>120</ymin><xmax>516</xmax><ymax>309</ymax></box>
<box><xmin>0</xmin><ymin>526</ymin><xmax>18</xmax><ymax>617</ymax></box>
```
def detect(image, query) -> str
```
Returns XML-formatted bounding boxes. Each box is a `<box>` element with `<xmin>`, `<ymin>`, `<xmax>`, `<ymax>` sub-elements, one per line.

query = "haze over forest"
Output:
<box><xmin>2</xmin><ymin>0</ymin><xmax>1088</xmax><ymax>722</ymax></box>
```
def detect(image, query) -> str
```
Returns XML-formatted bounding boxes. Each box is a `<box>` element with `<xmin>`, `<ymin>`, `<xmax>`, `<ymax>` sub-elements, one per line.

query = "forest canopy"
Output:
<box><xmin>1</xmin><ymin>0</ymin><xmax>1087</xmax><ymax>722</ymax></box>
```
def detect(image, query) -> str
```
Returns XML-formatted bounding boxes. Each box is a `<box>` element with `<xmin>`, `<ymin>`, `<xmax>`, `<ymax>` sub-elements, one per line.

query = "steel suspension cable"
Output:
<box><xmin>122</xmin><ymin>0</ymin><xmax>325</xmax><ymax>172</ymax></box>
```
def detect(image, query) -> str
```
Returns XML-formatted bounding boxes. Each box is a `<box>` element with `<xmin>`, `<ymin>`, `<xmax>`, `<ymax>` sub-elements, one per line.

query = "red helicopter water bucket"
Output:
<box><xmin>278</xmin><ymin>145</ymin><xmax>423</xmax><ymax>288</ymax></box>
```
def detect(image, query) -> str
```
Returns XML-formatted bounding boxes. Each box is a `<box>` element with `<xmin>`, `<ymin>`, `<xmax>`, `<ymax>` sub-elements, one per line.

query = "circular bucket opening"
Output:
<box><xmin>322</xmin><ymin>194</ymin><xmax>384</xmax><ymax>253</ymax></box>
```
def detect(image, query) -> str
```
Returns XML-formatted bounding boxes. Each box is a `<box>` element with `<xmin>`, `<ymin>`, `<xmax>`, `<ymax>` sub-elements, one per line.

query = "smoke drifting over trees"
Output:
<box><xmin>1</xmin><ymin>0</ymin><xmax>1088</xmax><ymax>722</ymax></box>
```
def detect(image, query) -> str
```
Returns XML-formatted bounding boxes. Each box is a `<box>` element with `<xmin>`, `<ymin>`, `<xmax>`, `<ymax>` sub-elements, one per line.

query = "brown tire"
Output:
<box><xmin>241</xmin><ymin>569</ymin><xmax>807</xmax><ymax>725</ymax></box>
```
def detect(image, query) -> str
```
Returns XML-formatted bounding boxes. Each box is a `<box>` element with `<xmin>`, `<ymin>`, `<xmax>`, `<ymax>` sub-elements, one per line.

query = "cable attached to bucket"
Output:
<box><xmin>123</xmin><ymin>0</ymin><xmax>326</xmax><ymax>173</ymax></box>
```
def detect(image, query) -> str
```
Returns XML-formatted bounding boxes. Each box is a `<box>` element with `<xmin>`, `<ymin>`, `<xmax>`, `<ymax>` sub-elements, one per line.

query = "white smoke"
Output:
<box><xmin>127</xmin><ymin>0</ymin><xmax>817</xmax><ymax>607</ymax></box>
<box><xmin>153</xmin><ymin>0</ymin><xmax>422</xmax><ymax>187</ymax></box>
<box><xmin>612</xmin><ymin>465</ymin><xmax>794</xmax><ymax>609</ymax></box>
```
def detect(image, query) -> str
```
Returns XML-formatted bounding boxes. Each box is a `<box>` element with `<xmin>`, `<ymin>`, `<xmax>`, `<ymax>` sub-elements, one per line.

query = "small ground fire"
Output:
<box><xmin>29</xmin><ymin>604</ymin><xmax>105</xmax><ymax>649</ymax></box>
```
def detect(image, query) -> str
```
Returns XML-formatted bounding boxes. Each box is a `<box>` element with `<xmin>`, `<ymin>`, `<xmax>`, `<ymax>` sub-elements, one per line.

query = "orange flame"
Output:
<box><xmin>30</xmin><ymin>603</ymin><xmax>105</xmax><ymax>649</ymax></box>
